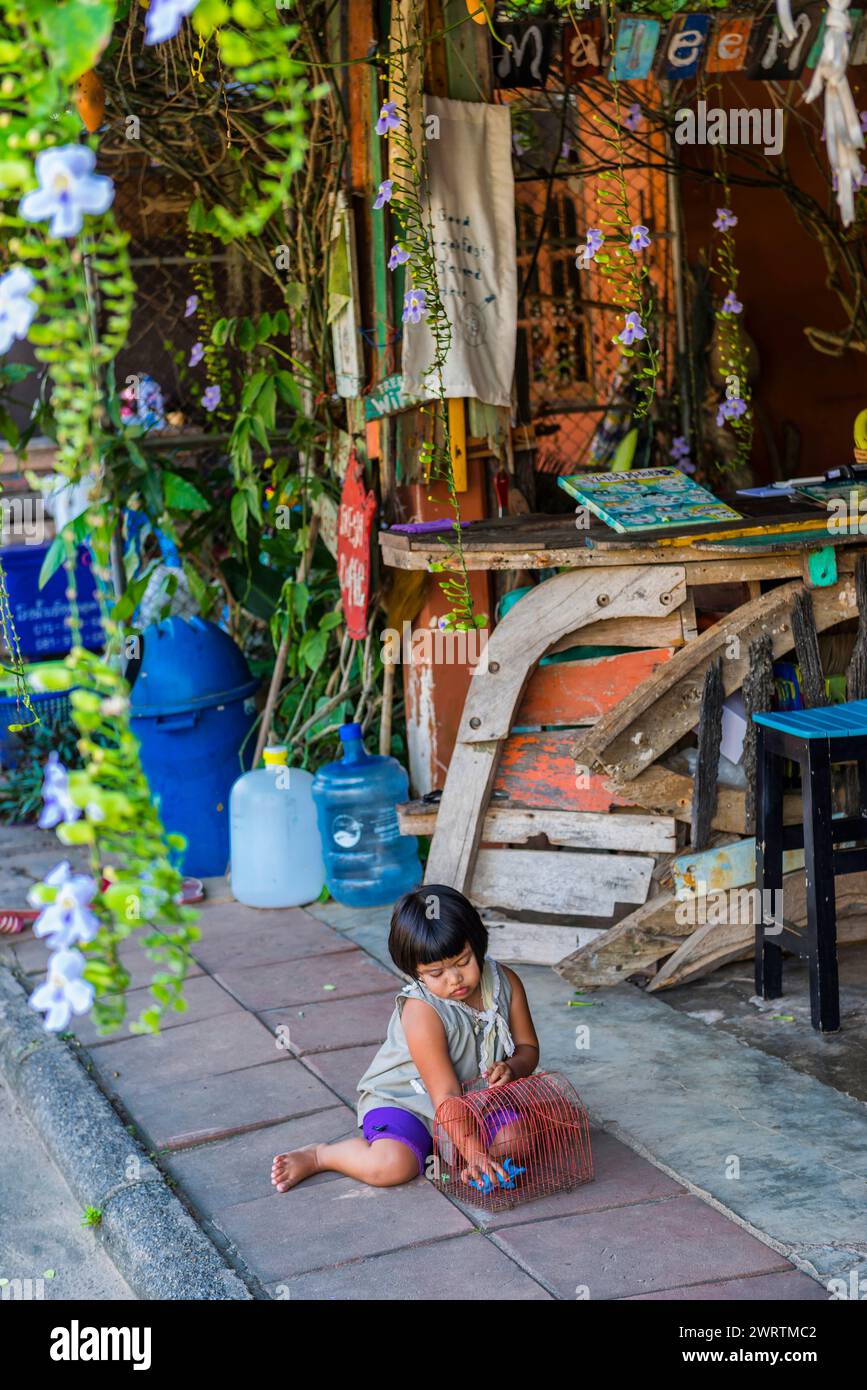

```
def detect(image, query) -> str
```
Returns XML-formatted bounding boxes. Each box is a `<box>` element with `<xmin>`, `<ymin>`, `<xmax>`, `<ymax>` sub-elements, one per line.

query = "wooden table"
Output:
<box><xmin>381</xmin><ymin>511</ymin><xmax>867</xmax><ymax>985</ymax></box>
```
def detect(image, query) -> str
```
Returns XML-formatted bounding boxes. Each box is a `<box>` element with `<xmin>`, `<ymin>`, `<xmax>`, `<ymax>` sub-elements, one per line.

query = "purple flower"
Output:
<box><xmin>561</xmin><ymin>139</ymin><xmax>572</xmax><ymax>160</ymax></box>
<box><xmin>376</xmin><ymin>101</ymin><xmax>401</xmax><ymax>136</ymax></box>
<box><xmin>576</xmin><ymin>228</ymin><xmax>604</xmax><ymax>268</ymax></box>
<box><xmin>144</xmin><ymin>0</ymin><xmax>200</xmax><ymax>45</ymax></box>
<box><xmin>722</xmin><ymin>291</ymin><xmax>743</xmax><ymax>315</ymax></box>
<box><xmin>618</xmin><ymin>311</ymin><xmax>647</xmax><ymax>347</ymax></box>
<box><xmin>0</xmin><ymin>265</ymin><xmax>36</xmax><ymax>356</ymax></box>
<box><xmin>184</xmin><ymin>294</ymin><xmax>198</xmax><ymax>317</ymax></box>
<box><xmin>388</xmin><ymin>243</ymin><xmax>410</xmax><ymax>271</ymax></box>
<box><xmin>19</xmin><ymin>145</ymin><xmax>114</xmax><ymax>238</ymax></box>
<box><xmin>629</xmin><ymin>224</ymin><xmax>651</xmax><ymax>253</ymax></box>
<box><xmin>402</xmin><ymin>288</ymin><xmax>427</xmax><ymax>325</ymax></box>
<box><xmin>717</xmin><ymin>396</ymin><xmax>748</xmax><ymax>428</ymax></box>
<box><xmin>671</xmin><ymin>436</ymin><xmax>695</xmax><ymax>473</ymax></box>
<box><xmin>29</xmin><ymin>861</ymin><xmax>99</xmax><ymax>950</ymax></box>
<box><xmin>713</xmin><ymin>207</ymin><xmax>737</xmax><ymax>232</ymax></box>
<box><xmin>624</xmin><ymin>103</ymin><xmax>642</xmax><ymax>133</ymax></box>
<box><xmin>38</xmin><ymin>753</ymin><xmax>82</xmax><ymax>830</ymax></box>
<box><xmin>29</xmin><ymin>948</ymin><xmax>94</xmax><ymax>1031</ymax></box>
<box><xmin>512</xmin><ymin>131</ymin><xmax>530</xmax><ymax>157</ymax></box>
<box><xmin>671</xmin><ymin>435</ymin><xmax>690</xmax><ymax>460</ymax></box>
<box><xmin>373</xmin><ymin>179</ymin><xmax>393</xmax><ymax>210</ymax></box>
<box><xmin>202</xmin><ymin>385</ymin><xmax>221</xmax><ymax>411</ymax></box>
<box><xmin>189</xmin><ymin>341</ymin><xmax>204</xmax><ymax>367</ymax></box>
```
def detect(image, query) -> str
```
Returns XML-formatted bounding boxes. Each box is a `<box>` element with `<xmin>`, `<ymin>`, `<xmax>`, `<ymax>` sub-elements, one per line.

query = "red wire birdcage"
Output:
<box><xmin>432</xmin><ymin>1070</ymin><xmax>594</xmax><ymax>1213</ymax></box>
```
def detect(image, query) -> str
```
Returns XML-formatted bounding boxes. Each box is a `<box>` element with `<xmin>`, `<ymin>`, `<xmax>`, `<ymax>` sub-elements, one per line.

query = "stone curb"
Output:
<box><xmin>0</xmin><ymin>963</ymin><xmax>252</xmax><ymax>1301</ymax></box>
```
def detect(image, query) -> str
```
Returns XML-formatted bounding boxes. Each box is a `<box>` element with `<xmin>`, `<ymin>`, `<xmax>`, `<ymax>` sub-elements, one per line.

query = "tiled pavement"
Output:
<box><xmin>3</xmin><ymin>869</ymin><xmax>828</xmax><ymax>1301</ymax></box>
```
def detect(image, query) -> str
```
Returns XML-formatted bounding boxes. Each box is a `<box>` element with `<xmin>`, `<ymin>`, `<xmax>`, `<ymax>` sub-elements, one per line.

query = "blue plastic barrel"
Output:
<box><xmin>311</xmin><ymin>722</ymin><xmax>421</xmax><ymax>907</ymax></box>
<box><xmin>130</xmin><ymin>617</ymin><xmax>259</xmax><ymax>876</ymax></box>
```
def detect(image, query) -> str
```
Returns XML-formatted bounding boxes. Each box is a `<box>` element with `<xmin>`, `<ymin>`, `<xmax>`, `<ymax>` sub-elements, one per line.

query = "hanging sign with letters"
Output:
<box><xmin>337</xmin><ymin>453</ymin><xmax>377</xmax><ymax>641</ymax></box>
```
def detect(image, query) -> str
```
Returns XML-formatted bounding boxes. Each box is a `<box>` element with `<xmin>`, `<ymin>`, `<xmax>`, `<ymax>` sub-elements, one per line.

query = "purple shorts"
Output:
<box><xmin>362</xmin><ymin>1104</ymin><xmax>521</xmax><ymax>1178</ymax></box>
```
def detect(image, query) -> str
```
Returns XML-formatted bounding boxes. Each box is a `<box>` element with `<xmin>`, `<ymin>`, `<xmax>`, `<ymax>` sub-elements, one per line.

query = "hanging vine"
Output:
<box><xmin>378</xmin><ymin>3</ymin><xmax>483</xmax><ymax>633</ymax></box>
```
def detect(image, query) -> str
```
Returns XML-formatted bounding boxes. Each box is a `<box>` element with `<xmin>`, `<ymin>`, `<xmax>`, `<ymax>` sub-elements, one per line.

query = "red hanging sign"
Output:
<box><xmin>337</xmin><ymin>452</ymin><xmax>377</xmax><ymax>641</ymax></box>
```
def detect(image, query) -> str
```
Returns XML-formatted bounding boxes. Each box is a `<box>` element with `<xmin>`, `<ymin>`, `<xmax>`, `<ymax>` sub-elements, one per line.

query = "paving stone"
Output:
<box><xmin>213</xmin><ymin>1172</ymin><xmax>474</xmax><ymax>1282</ymax></box>
<box><xmin>70</xmin><ymin>974</ymin><xmax>242</xmax><ymax>1047</ymax></box>
<box><xmin>214</xmin><ymin>948</ymin><xmax>395</xmax><ymax>1010</ymax></box>
<box><xmin>450</xmin><ymin>1130</ymin><xmax>686</xmax><ymax>1229</ymax></box>
<box><xmin>261</xmin><ymin>991</ymin><xmax>396</xmax><ymax>1055</ymax></box>
<box><xmin>164</xmin><ymin>1104</ymin><xmax>357</xmax><ymax>1216</ymax></box>
<box><xmin>0</xmin><ymin>848</ymin><xmax>92</xmax><ymax>906</ymax></box>
<box><xmin>491</xmin><ymin>1195</ymin><xmax>791</xmax><ymax>1300</ymax></box>
<box><xmin>87</xmin><ymin>1010</ymin><xmax>278</xmax><ymax>1089</ymax></box>
<box><xmin>191</xmin><ymin>900</ymin><xmax>353</xmax><ymax>972</ymax></box>
<box><xmin>111</xmin><ymin>1058</ymin><xmax>338</xmax><ymax>1150</ymax></box>
<box><xmin>307</xmin><ymin>901</ymin><xmax>394</xmax><ymax>935</ymax></box>
<box><xmin>300</xmin><ymin>1044</ymin><xmax>379</xmax><ymax>1109</ymax></box>
<box><xmin>265</xmin><ymin>1233</ymin><xmax>554</xmax><ymax>1300</ymax></box>
<box><xmin>625</xmin><ymin>1268</ymin><xmax>828</xmax><ymax>1300</ymax></box>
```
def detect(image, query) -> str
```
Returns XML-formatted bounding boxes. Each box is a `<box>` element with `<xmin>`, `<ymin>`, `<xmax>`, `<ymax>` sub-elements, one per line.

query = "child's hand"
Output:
<box><xmin>485</xmin><ymin>1062</ymin><xmax>514</xmax><ymax>1088</ymax></box>
<box><xmin>461</xmin><ymin>1150</ymin><xmax>509</xmax><ymax>1188</ymax></box>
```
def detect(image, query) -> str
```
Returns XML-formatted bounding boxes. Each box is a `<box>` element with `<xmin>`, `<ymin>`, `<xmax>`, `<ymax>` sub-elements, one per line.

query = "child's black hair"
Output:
<box><xmin>388</xmin><ymin>884</ymin><xmax>488</xmax><ymax>978</ymax></box>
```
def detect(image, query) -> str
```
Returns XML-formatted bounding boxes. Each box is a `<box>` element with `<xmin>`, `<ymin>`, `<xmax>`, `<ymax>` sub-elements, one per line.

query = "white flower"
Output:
<box><xmin>0</xmin><ymin>266</ymin><xmax>36</xmax><ymax>355</ymax></box>
<box><xmin>29</xmin><ymin>949</ymin><xmax>94</xmax><ymax>1031</ymax></box>
<box><xmin>29</xmin><ymin>861</ymin><xmax>100</xmax><ymax>949</ymax></box>
<box><xmin>145</xmin><ymin>0</ymin><xmax>200</xmax><ymax>45</ymax></box>
<box><xmin>19</xmin><ymin>145</ymin><xmax>114</xmax><ymax>238</ymax></box>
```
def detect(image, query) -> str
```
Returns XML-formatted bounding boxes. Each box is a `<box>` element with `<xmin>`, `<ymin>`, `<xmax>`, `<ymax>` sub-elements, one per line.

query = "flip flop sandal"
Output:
<box><xmin>0</xmin><ymin>909</ymin><xmax>38</xmax><ymax>935</ymax></box>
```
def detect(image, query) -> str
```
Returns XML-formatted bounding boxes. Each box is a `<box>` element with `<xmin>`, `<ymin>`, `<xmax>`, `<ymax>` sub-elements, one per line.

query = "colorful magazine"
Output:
<box><xmin>557</xmin><ymin>467</ymin><xmax>741</xmax><ymax>533</ymax></box>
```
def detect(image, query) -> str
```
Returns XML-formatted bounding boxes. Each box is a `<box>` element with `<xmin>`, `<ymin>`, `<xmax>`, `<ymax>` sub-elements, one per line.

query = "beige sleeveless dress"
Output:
<box><xmin>356</xmin><ymin>956</ymin><xmax>516</xmax><ymax>1134</ymax></box>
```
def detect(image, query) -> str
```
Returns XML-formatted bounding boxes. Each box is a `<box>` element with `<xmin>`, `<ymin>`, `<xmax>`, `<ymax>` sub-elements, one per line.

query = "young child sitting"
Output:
<box><xmin>271</xmin><ymin>883</ymin><xmax>540</xmax><ymax>1192</ymax></box>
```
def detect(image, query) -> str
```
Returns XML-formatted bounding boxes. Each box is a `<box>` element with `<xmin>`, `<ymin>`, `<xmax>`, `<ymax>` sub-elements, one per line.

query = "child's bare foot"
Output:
<box><xmin>271</xmin><ymin>1143</ymin><xmax>322</xmax><ymax>1193</ymax></box>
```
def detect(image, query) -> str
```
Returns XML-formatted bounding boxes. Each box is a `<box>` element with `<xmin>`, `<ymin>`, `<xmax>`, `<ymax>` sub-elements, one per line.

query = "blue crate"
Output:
<box><xmin>0</xmin><ymin>684</ymin><xmax>77</xmax><ymax>770</ymax></box>
<box><xmin>0</xmin><ymin>543</ymin><xmax>104</xmax><ymax>660</ymax></box>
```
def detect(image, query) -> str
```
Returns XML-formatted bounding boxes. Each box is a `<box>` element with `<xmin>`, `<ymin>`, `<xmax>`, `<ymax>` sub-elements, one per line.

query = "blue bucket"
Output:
<box><xmin>129</xmin><ymin>617</ymin><xmax>259</xmax><ymax>877</ymax></box>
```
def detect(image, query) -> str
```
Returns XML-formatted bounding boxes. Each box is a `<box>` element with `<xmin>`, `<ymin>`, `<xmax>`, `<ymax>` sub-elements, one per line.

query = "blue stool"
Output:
<box><xmin>752</xmin><ymin>701</ymin><xmax>867</xmax><ymax>1032</ymax></box>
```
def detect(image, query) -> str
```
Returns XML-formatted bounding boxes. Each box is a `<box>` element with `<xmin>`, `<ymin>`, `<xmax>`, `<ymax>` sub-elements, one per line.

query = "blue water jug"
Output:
<box><xmin>311</xmin><ymin>722</ymin><xmax>421</xmax><ymax>907</ymax></box>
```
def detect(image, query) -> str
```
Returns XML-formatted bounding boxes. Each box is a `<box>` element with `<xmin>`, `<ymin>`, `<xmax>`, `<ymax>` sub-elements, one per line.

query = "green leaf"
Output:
<box><xmin>230</xmin><ymin>491</ymin><xmax>249</xmax><ymax>544</ymax></box>
<box><xmin>256</xmin><ymin>377</ymin><xmax>276</xmax><ymax>431</ymax></box>
<box><xmin>212</xmin><ymin>317</ymin><xmax>231</xmax><ymax>347</ymax></box>
<box><xmin>164</xmin><ymin>472</ymin><xmax>209</xmax><ymax>511</ymax></box>
<box><xmin>241</xmin><ymin>372</ymin><xmax>268</xmax><ymax>409</ymax></box>
<box><xmin>275</xmin><ymin>370</ymin><xmax>302</xmax><ymax>411</ymax></box>
<box><xmin>39</xmin><ymin>0</ymin><xmax>115</xmax><ymax>84</ymax></box>
<box><xmin>238</xmin><ymin>317</ymin><xmax>257</xmax><ymax>352</ymax></box>
<box><xmin>319</xmin><ymin>611</ymin><xmax>342</xmax><ymax>632</ymax></box>
<box><xmin>298</xmin><ymin>628</ymin><xmax>327</xmax><ymax>672</ymax></box>
<box><xmin>38</xmin><ymin>534</ymin><xmax>67</xmax><ymax>591</ymax></box>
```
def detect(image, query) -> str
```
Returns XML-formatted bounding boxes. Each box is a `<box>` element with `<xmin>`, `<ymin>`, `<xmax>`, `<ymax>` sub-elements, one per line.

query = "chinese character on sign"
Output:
<box><xmin>337</xmin><ymin>453</ymin><xmax>377</xmax><ymax>641</ymax></box>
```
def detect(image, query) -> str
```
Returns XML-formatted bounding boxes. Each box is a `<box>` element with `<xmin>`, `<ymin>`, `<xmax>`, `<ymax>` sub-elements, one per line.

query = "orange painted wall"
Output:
<box><xmin>679</xmin><ymin>72</ymin><xmax>867</xmax><ymax>482</ymax></box>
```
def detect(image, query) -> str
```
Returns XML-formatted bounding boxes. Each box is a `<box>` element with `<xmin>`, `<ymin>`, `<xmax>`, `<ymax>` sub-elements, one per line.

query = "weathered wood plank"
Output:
<box><xmin>604</xmin><ymin>765</ymin><xmax>804</xmax><ymax>835</ymax></box>
<box><xmin>514</xmin><ymin>648</ymin><xmax>675</xmax><ymax>727</ymax></box>
<box><xmin>575</xmin><ymin>577</ymin><xmax>856</xmax><ymax>785</ymax></box>
<box><xmin>556</xmin><ymin>867</ymin><xmax>867</xmax><ymax>990</ymax></box>
<box><xmin>425</xmin><ymin>566</ymin><xmax>684</xmax><ymax>890</ymax></box>
<box><xmin>486</xmin><ymin>921</ymin><xmax>605</xmax><ymax>967</ymax></box>
<box><xmin>489</xmin><ymin>922</ymin><xmax>603</xmax><ymax>967</ymax></box>
<box><xmin>397</xmin><ymin>801</ymin><xmax>679</xmax><ymax>852</ymax></box>
<box><xmin>460</xmin><ymin>566</ymin><xmax>687</xmax><ymax>746</ymax></box>
<box><xmin>497</xmin><ymin>733</ymin><xmax>635</xmax><ymax>811</ymax></box>
<box><xmin>546</xmin><ymin>614</ymin><xmax>686</xmax><ymax>651</ymax></box>
<box><xmin>670</xmin><ymin>836</ymin><xmax>805</xmax><ymax>899</ymax></box>
<box><xmin>470</xmin><ymin>847</ymin><xmax>654</xmax><ymax>919</ymax></box>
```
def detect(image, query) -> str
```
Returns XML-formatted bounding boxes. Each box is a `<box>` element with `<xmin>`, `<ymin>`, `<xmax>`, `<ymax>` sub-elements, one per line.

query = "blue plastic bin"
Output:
<box><xmin>130</xmin><ymin>617</ymin><xmax>260</xmax><ymax>876</ymax></box>
<box><xmin>0</xmin><ymin>543</ymin><xmax>104</xmax><ymax>658</ymax></box>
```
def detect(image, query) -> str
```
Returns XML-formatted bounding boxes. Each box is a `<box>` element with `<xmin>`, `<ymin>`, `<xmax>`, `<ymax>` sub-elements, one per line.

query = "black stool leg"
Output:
<box><xmin>755</xmin><ymin>726</ymin><xmax>784</xmax><ymax>1000</ymax></box>
<box><xmin>802</xmin><ymin>740</ymin><xmax>840</xmax><ymax>1032</ymax></box>
<box><xmin>856</xmin><ymin>760</ymin><xmax>867</xmax><ymax>818</ymax></box>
